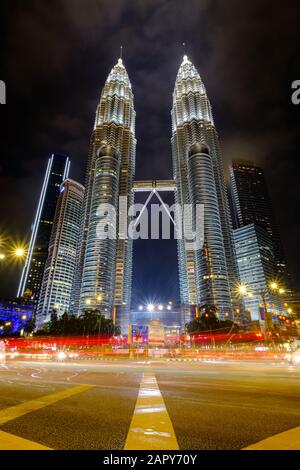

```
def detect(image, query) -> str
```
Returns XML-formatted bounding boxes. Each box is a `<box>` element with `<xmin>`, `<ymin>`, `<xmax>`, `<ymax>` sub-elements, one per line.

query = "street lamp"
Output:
<box><xmin>14</xmin><ymin>247</ymin><xmax>25</xmax><ymax>258</ymax></box>
<box><xmin>237</xmin><ymin>281</ymin><xmax>286</xmax><ymax>333</ymax></box>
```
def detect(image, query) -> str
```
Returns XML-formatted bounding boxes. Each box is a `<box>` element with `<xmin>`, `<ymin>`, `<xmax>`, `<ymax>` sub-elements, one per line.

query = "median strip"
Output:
<box><xmin>0</xmin><ymin>384</ymin><xmax>93</xmax><ymax>426</ymax></box>
<box><xmin>124</xmin><ymin>372</ymin><xmax>179</xmax><ymax>450</ymax></box>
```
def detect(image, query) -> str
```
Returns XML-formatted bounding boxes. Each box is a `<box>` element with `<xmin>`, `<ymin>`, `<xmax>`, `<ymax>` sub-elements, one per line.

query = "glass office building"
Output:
<box><xmin>171</xmin><ymin>56</ymin><xmax>237</xmax><ymax>320</ymax></box>
<box><xmin>17</xmin><ymin>153</ymin><xmax>70</xmax><ymax>309</ymax></box>
<box><xmin>233</xmin><ymin>223</ymin><xmax>283</xmax><ymax>323</ymax></box>
<box><xmin>74</xmin><ymin>58</ymin><xmax>136</xmax><ymax>333</ymax></box>
<box><xmin>36</xmin><ymin>179</ymin><xmax>84</xmax><ymax>325</ymax></box>
<box><xmin>229</xmin><ymin>160</ymin><xmax>289</xmax><ymax>284</ymax></box>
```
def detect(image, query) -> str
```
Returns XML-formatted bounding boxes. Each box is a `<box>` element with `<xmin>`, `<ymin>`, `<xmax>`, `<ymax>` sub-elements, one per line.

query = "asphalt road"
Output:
<box><xmin>0</xmin><ymin>359</ymin><xmax>299</xmax><ymax>450</ymax></box>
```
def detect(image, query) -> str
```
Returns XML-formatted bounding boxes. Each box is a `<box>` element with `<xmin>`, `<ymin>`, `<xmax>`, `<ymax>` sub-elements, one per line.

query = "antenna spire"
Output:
<box><xmin>120</xmin><ymin>45</ymin><xmax>123</xmax><ymax>60</ymax></box>
<box><xmin>182</xmin><ymin>42</ymin><xmax>189</xmax><ymax>63</ymax></box>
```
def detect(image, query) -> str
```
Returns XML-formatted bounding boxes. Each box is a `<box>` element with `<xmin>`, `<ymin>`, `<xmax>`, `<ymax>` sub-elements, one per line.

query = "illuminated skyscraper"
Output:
<box><xmin>17</xmin><ymin>153</ymin><xmax>70</xmax><ymax>307</ymax></box>
<box><xmin>80</xmin><ymin>144</ymin><xmax>121</xmax><ymax>315</ymax></box>
<box><xmin>36</xmin><ymin>179</ymin><xmax>84</xmax><ymax>326</ymax></box>
<box><xmin>74</xmin><ymin>58</ymin><xmax>136</xmax><ymax>331</ymax></box>
<box><xmin>229</xmin><ymin>160</ymin><xmax>289</xmax><ymax>283</ymax></box>
<box><xmin>171</xmin><ymin>56</ymin><xmax>237</xmax><ymax>320</ymax></box>
<box><xmin>188</xmin><ymin>144</ymin><xmax>232</xmax><ymax>314</ymax></box>
<box><xmin>233</xmin><ymin>223</ymin><xmax>283</xmax><ymax>323</ymax></box>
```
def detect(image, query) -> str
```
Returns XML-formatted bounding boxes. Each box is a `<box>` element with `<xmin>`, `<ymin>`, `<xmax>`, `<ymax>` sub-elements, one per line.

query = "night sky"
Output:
<box><xmin>1</xmin><ymin>0</ymin><xmax>300</xmax><ymax>303</ymax></box>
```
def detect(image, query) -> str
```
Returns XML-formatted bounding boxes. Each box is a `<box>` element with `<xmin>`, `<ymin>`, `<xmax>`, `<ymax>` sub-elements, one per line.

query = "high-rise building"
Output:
<box><xmin>187</xmin><ymin>143</ymin><xmax>232</xmax><ymax>314</ymax></box>
<box><xmin>17</xmin><ymin>153</ymin><xmax>70</xmax><ymax>307</ymax></box>
<box><xmin>229</xmin><ymin>160</ymin><xmax>289</xmax><ymax>283</ymax></box>
<box><xmin>233</xmin><ymin>223</ymin><xmax>283</xmax><ymax>324</ymax></box>
<box><xmin>74</xmin><ymin>58</ymin><xmax>136</xmax><ymax>332</ymax></box>
<box><xmin>80</xmin><ymin>144</ymin><xmax>121</xmax><ymax>314</ymax></box>
<box><xmin>171</xmin><ymin>56</ymin><xmax>237</xmax><ymax>320</ymax></box>
<box><xmin>36</xmin><ymin>179</ymin><xmax>84</xmax><ymax>326</ymax></box>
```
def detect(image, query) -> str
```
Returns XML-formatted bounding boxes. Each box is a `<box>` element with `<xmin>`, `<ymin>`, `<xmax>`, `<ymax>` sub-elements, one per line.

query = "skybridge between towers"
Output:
<box><xmin>133</xmin><ymin>180</ymin><xmax>176</xmax><ymax>192</ymax></box>
<box><xmin>132</xmin><ymin>180</ymin><xmax>177</xmax><ymax>227</ymax></box>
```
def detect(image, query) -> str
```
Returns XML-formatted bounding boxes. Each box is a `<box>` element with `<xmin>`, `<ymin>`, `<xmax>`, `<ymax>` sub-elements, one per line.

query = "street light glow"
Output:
<box><xmin>15</xmin><ymin>247</ymin><xmax>25</xmax><ymax>257</ymax></box>
<box><xmin>158</xmin><ymin>304</ymin><xmax>163</xmax><ymax>310</ymax></box>
<box><xmin>0</xmin><ymin>253</ymin><xmax>5</xmax><ymax>260</ymax></box>
<box><xmin>238</xmin><ymin>285</ymin><xmax>248</xmax><ymax>295</ymax></box>
<box><xmin>147</xmin><ymin>304</ymin><xmax>154</xmax><ymax>312</ymax></box>
<box><xmin>270</xmin><ymin>282</ymin><xmax>278</xmax><ymax>290</ymax></box>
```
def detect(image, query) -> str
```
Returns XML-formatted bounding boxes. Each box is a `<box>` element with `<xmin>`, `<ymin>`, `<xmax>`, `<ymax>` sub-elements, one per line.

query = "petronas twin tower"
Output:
<box><xmin>72</xmin><ymin>55</ymin><xmax>237</xmax><ymax>332</ymax></box>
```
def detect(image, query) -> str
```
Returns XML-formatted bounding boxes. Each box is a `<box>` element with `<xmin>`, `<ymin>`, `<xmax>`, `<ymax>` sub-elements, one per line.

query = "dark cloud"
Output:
<box><xmin>0</xmin><ymin>0</ymin><xmax>300</xmax><ymax>299</ymax></box>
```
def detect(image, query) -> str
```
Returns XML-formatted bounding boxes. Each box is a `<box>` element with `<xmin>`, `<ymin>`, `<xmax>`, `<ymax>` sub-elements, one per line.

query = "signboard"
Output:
<box><xmin>129</xmin><ymin>325</ymin><xmax>148</xmax><ymax>344</ymax></box>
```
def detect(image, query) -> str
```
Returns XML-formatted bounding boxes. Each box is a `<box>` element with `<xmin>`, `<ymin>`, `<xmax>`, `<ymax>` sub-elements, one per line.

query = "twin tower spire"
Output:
<box><xmin>72</xmin><ymin>54</ymin><xmax>237</xmax><ymax>332</ymax></box>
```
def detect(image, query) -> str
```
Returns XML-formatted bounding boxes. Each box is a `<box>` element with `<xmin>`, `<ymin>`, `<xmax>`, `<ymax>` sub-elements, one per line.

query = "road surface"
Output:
<box><xmin>0</xmin><ymin>359</ymin><xmax>299</xmax><ymax>450</ymax></box>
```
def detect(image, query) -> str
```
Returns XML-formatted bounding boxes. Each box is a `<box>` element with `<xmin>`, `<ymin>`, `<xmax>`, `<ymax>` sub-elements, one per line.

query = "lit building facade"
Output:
<box><xmin>171</xmin><ymin>56</ymin><xmax>237</xmax><ymax>320</ymax></box>
<box><xmin>229</xmin><ymin>160</ymin><xmax>289</xmax><ymax>284</ymax></box>
<box><xmin>187</xmin><ymin>143</ymin><xmax>232</xmax><ymax>315</ymax></box>
<box><xmin>130</xmin><ymin>304</ymin><xmax>181</xmax><ymax>328</ymax></box>
<box><xmin>0</xmin><ymin>298</ymin><xmax>33</xmax><ymax>336</ymax></box>
<box><xmin>74</xmin><ymin>58</ymin><xmax>136</xmax><ymax>332</ymax></box>
<box><xmin>233</xmin><ymin>223</ymin><xmax>282</xmax><ymax>323</ymax></box>
<box><xmin>80</xmin><ymin>144</ymin><xmax>120</xmax><ymax>314</ymax></box>
<box><xmin>36</xmin><ymin>179</ymin><xmax>84</xmax><ymax>325</ymax></box>
<box><xmin>17</xmin><ymin>153</ymin><xmax>70</xmax><ymax>308</ymax></box>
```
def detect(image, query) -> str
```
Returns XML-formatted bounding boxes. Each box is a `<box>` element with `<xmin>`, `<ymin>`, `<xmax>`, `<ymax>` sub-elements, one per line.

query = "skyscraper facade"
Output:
<box><xmin>80</xmin><ymin>144</ymin><xmax>121</xmax><ymax>315</ymax></box>
<box><xmin>233</xmin><ymin>223</ymin><xmax>282</xmax><ymax>324</ymax></box>
<box><xmin>229</xmin><ymin>160</ymin><xmax>288</xmax><ymax>283</ymax></box>
<box><xmin>36</xmin><ymin>179</ymin><xmax>84</xmax><ymax>325</ymax></box>
<box><xmin>171</xmin><ymin>56</ymin><xmax>237</xmax><ymax>320</ymax></box>
<box><xmin>74</xmin><ymin>58</ymin><xmax>136</xmax><ymax>332</ymax></box>
<box><xmin>17</xmin><ymin>153</ymin><xmax>70</xmax><ymax>307</ymax></box>
<box><xmin>187</xmin><ymin>143</ymin><xmax>232</xmax><ymax>314</ymax></box>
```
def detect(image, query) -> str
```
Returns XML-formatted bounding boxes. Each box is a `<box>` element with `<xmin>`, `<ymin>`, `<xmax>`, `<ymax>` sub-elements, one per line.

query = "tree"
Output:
<box><xmin>24</xmin><ymin>318</ymin><xmax>35</xmax><ymax>334</ymax></box>
<box><xmin>35</xmin><ymin>309</ymin><xmax>120</xmax><ymax>337</ymax></box>
<box><xmin>187</xmin><ymin>304</ymin><xmax>239</xmax><ymax>334</ymax></box>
